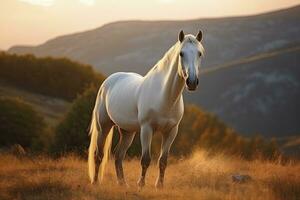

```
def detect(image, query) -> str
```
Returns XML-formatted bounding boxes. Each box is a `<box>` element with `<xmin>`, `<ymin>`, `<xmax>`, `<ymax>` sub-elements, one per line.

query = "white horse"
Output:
<box><xmin>88</xmin><ymin>30</ymin><xmax>204</xmax><ymax>188</ymax></box>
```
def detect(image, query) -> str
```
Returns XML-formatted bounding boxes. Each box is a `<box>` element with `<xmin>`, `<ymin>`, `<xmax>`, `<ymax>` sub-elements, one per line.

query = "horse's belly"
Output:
<box><xmin>104</xmin><ymin>73</ymin><xmax>141</xmax><ymax>132</ymax></box>
<box><xmin>107</xmin><ymin>98</ymin><xmax>139</xmax><ymax>132</ymax></box>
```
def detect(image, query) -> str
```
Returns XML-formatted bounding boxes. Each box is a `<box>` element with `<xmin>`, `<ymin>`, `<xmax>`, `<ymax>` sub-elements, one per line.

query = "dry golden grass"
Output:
<box><xmin>0</xmin><ymin>151</ymin><xmax>299</xmax><ymax>200</ymax></box>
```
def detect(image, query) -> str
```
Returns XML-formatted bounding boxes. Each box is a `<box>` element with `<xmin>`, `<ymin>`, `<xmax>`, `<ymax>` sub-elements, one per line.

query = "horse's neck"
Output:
<box><xmin>147</xmin><ymin>43</ymin><xmax>185</xmax><ymax>106</ymax></box>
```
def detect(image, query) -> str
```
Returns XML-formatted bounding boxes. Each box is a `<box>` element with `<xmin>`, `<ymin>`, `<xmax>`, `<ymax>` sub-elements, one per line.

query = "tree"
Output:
<box><xmin>0</xmin><ymin>97</ymin><xmax>46</xmax><ymax>149</ymax></box>
<box><xmin>0</xmin><ymin>52</ymin><xmax>105</xmax><ymax>101</ymax></box>
<box><xmin>51</xmin><ymin>86</ymin><xmax>98</xmax><ymax>154</ymax></box>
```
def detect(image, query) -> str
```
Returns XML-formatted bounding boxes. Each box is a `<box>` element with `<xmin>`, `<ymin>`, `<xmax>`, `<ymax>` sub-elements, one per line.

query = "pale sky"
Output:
<box><xmin>0</xmin><ymin>0</ymin><xmax>299</xmax><ymax>50</ymax></box>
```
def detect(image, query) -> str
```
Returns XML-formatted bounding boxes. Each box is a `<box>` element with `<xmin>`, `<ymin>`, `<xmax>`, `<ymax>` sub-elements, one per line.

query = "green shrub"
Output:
<box><xmin>170</xmin><ymin>105</ymin><xmax>280</xmax><ymax>160</ymax></box>
<box><xmin>51</xmin><ymin>86</ymin><xmax>98</xmax><ymax>154</ymax></box>
<box><xmin>0</xmin><ymin>97</ymin><xmax>46</xmax><ymax>149</ymax></box>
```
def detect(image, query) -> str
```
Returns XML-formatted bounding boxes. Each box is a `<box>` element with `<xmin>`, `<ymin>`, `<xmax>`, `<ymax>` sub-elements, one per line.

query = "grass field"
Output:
<box><xmin>0</xmin><ymin>151</ymin><xmax>299</xmax><ymax>200</ymax></box>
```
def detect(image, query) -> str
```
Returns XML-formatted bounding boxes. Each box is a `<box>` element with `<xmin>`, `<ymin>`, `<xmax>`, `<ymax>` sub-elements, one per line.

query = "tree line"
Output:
<box><xmin>0</xmin><ymin>53</ymin><xmax>104</xmax><ymax>100</ymax></box>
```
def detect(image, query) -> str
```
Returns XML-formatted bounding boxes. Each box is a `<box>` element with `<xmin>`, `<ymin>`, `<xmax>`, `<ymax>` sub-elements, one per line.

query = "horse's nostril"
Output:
<box><xmin>186</xmin><ymin>78</ymin><xmax>190</xmax><ymax>86</ymax></box>
<box><xmin>196</xmin><ymin>78</ymin><xmax>199</xmax><ymax>85</ymax></box>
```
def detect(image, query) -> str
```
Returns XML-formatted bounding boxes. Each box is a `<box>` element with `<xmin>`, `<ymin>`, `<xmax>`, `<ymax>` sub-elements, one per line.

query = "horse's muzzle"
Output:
<box><xmin>186</xmin><ymin>77</ymin><xmax>199</xmax><ymax>91</ymax></box>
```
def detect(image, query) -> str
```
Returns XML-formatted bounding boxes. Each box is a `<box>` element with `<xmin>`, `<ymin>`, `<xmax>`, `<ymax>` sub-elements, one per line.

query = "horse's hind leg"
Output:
<box><xmin>93</xmin><ymin>122</ymin><xmax>113</xmax><ymax>182</ymax></box>
<box><xmin>92</xmin><ymin>96</ymin><xmax>114</xmax><ymax>183</ymax></box>
<box><xmin>114</xmin><ymin>127</ymin><xmax>135</xmax><ymax>186</ymax></box>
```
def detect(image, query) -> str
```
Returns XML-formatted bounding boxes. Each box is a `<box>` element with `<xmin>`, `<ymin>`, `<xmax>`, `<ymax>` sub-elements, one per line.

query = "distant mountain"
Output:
<box><xmin>186</xmin><ymin>45</ymin><xmax>300</xmax><ymax>137</ymax></box>
<box><xmin>9</xmin><ymin>5</ymin><xmax>300</xmax><ymax>76</ymax></box>
<box><xmin>7</xmin><ymin>5</ymin><xmax>300</xmax><ymax>137</ymax></box>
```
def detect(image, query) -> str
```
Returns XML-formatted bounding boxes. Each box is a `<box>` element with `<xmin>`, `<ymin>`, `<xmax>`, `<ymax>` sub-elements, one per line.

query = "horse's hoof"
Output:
<box><xmin>117</xmin><ymin>180</ymin><xmax>129</xmax><ymax>188</ymax></box>
<box><xmin>91</xmin><ymin>180</ymin><xmax>98</xmax><ymax>185</ymax></box>
<box><xmin>137</xmin><ymin>178</ymin><xmax>145</xmax><ymax>189</ymax></box>
<box><xmin>155</xmin><ymin>180</ymin><xmax>164</xmax><ymax>189</ymax></box>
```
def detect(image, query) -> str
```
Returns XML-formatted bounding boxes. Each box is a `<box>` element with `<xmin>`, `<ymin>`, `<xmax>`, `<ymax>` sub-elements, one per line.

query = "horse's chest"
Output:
<box><xmin>139</xmin><ymin>104</ymin><xmax>183</xmax><ymax>131</ymax></box>
<box><xmin>152</xmin><ymin>115</ymin><xmax>178</xmax><ymax>131</ymax></box>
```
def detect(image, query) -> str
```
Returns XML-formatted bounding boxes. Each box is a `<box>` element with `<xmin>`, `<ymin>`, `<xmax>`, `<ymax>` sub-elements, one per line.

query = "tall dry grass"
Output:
<box><xmin>0</xmin><ymin>151</ymin><xmax>299</xmax><ymax>200</ymax></box>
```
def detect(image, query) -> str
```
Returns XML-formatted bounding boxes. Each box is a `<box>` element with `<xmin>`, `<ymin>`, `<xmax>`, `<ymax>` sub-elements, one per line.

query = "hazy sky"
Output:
<box><xmin>1</xmin><ymin>0</ymin><xmax>299</xmax><ymax>50</ymax></box>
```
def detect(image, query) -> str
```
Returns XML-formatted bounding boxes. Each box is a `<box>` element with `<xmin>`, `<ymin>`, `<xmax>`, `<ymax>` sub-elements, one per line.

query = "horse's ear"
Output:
<box><xmin>196</xmin><ymin>30</ymin><xmax>203</xmax><ymax>42</ymax></box>
<box><xmin>178</xmin><ymin>30</ymin><xmax>185</xmax><ymax>43</ymax></box>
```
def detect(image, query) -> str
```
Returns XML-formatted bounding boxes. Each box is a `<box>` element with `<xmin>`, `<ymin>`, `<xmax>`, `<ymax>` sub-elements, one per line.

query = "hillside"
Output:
<box><xmin>6</xmin><ymin>5</ymin><xmax>300</xmax><ymax>137</ymax></box>
<box><xmin>0</xmin><ymin>53</ymin><xmax>104</xmax><ymax>101</ymax></box>
<box><xmin>8</xmin><ymin>5</ymin><xmax>300</xmax><ymax>75</ymax></box>
<box><xmin>0</xmin><ymin>82</ymin><xmax>70</xmax><ymax>126</ymax></box>
<box><xmin>186</xmin><ymin>45</ymin><xmax>300</xmax><ymax>137</ymax></box>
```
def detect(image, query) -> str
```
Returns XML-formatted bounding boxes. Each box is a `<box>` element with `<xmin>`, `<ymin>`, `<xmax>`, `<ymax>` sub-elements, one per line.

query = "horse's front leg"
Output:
<box><xmin>137</xmin><ymin>124</ymin><xmax>153</xmax><ymax>188</ymax></box>
<box><xmin>155</xmin><ymin>125</ymin><xmax>178</xmax><ymax>189</ymax></box>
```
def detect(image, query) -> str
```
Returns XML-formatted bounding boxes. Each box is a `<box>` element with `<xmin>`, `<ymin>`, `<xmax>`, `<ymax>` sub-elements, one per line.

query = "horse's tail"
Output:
<box><xmin>88</xmin><ymin>92</ymin><xmax>101</xmax><ymax>183</ymax></box>
<box><xmin>99</xmin><ymin>127</ymin><xmax>114</xmax><ymax>182</ymax></box>
<box><xmin>88</xmin><ymin>88</ymin><xmax>114</xmax><ymax>183</ymax></box>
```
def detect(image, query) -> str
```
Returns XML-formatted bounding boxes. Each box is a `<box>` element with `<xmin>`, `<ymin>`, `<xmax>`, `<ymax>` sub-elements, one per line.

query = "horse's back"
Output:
<box><xmin>103</xmin><ymin>72</ymin><xmax>142</xmax><ymax>89</ymax></box>
<box><xmin>102</xmin><ymin>72</ymin><xmax>143</xmax><ymax>131</ymax></box>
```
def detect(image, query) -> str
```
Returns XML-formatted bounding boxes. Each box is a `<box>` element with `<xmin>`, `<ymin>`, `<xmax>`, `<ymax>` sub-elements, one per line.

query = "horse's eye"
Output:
<box><xmin>179</xmin><ymin>52</ymin><xmax>184</xmax><ymax>57</ymax></box>
<box><xmin>198</xmin><ymin>51</ymin><xmax>202</xmax><ymax>57</ymax></box>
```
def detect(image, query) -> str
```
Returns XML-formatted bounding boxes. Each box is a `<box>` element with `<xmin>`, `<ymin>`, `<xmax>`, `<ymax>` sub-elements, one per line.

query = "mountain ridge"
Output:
<box><xmin>8</xmin><ymin>4</ymin><xmax>300</xmax><ymax>51</ymax></box>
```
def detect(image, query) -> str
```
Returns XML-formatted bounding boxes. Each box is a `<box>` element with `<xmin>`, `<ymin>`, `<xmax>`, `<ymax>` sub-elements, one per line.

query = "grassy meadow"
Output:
<box><xmin>0</xmin><ymin>151</ymin><xmax>299</xmax><ymax>200</ymax></box>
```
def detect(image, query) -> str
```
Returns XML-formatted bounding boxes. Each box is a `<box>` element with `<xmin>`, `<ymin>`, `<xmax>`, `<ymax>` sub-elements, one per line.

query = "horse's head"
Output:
<box><xmin>178</xmin><ymin>30</ymin><xmax>204</xmax><ymax>91</ymax></box>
